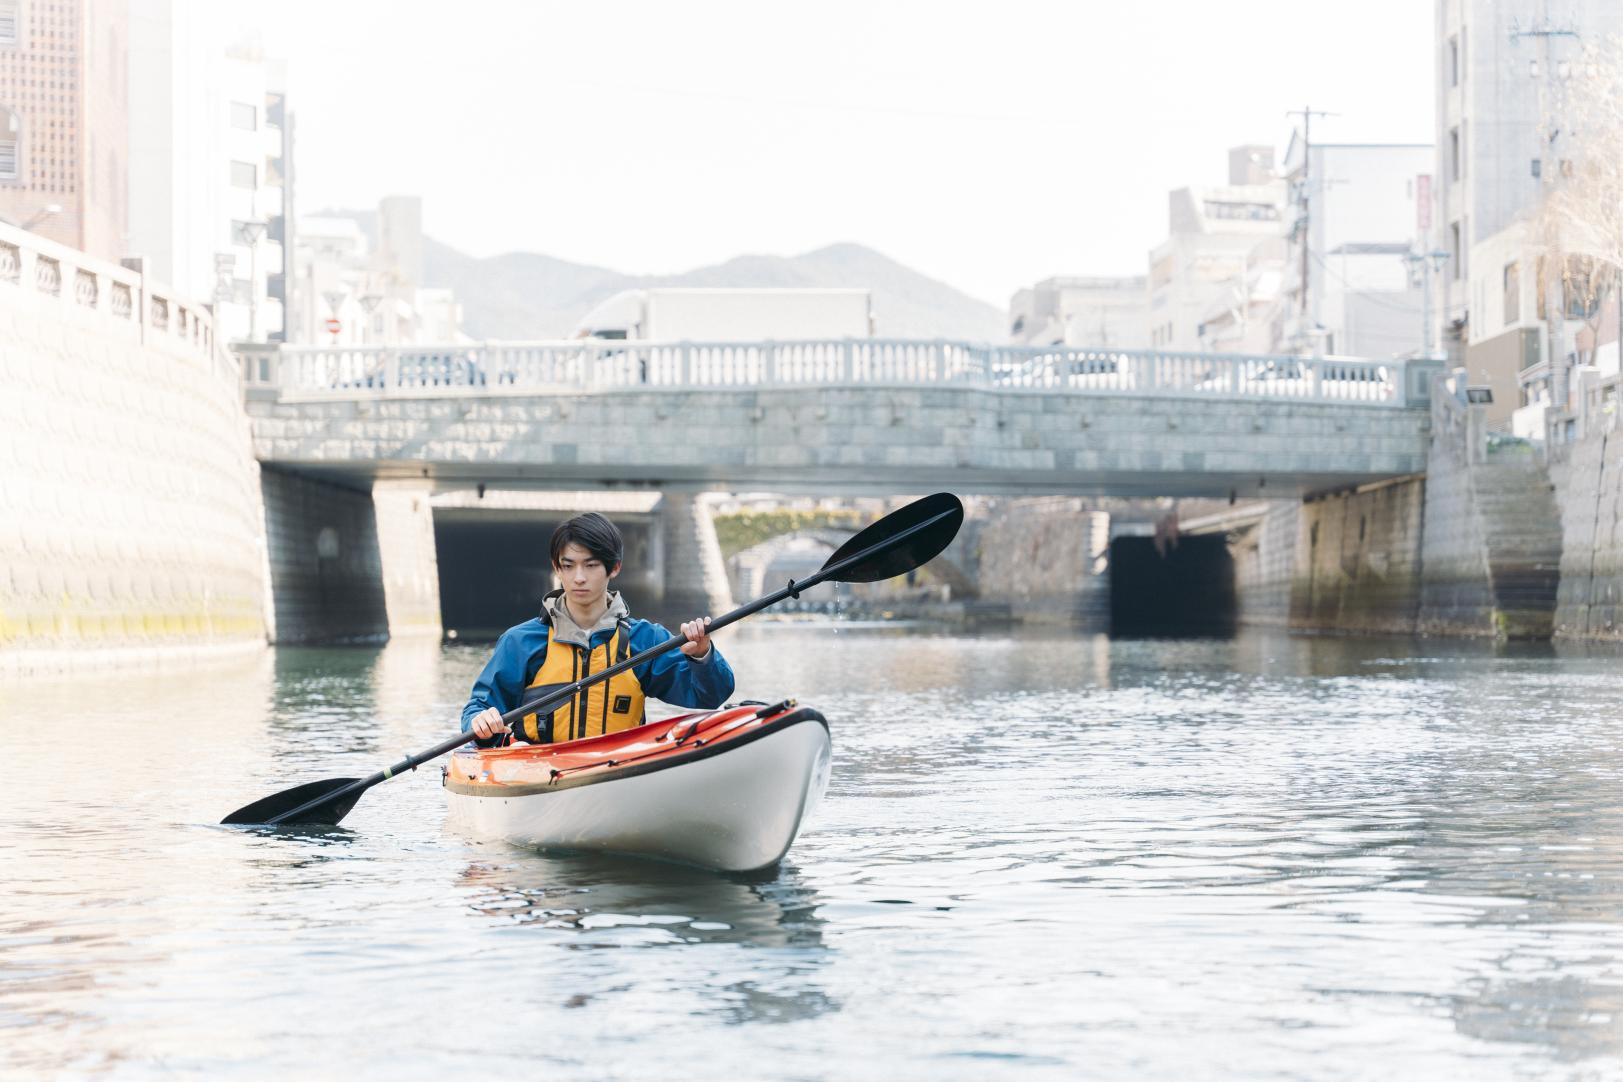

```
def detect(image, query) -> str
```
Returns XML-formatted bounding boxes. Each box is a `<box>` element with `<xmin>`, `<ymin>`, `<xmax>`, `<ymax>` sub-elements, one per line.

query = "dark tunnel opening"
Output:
<box><xmin>434</xmin><ymin>513</ymin><xmax>657</xmax><ymax>640</ymax></box>
<box><xmin>1108</xmin><ymin>534</ymin><xmax>1237</xmax><ymax>638</ymax></box>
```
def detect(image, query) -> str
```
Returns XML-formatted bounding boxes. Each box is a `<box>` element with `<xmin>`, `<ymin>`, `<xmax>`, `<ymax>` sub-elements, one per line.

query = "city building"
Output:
<box><xmin>1435</xmin><ymin>0</ymin><xmax>1623</xmax><ymax>431</ymax></box>
<box><xmin>290</xmin><ymin>198</ymin><xmax>467</xmax><ymax>346</ymax></box>
<box><xmin>127</xmin><ymin>9</ymin><xmax>290</xmax><ymax>342</ymax></box>
<box><xmin>1146</xmin><ymin>145</ymin><xmax>1288</xmax><ymax>352</ymax></box>
<box><xmin>1278</xmin><ymin>139</ymin><xmax>1433</xmax><ymax>358</ymax></box>
<box><xmin>0</xmin><ymin>0</ymin><xmax>129</xmax><ymax>261</ymax></box>
<box><xmin>1008</xmin><ymin>276</ymin><xmax>1148</xmax><ymax>348</ymax></box>
<box><xmin>1195</xmin><ymin>251</ymin><xmax>1286</xmax><ymax>354</ymax></box>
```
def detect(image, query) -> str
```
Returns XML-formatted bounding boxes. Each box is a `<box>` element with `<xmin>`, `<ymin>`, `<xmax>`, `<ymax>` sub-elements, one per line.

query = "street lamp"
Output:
<box><xmin>359</xmin><ymin>292</ymin><xmax>383</xmax><ymax>344</ymax></box>
<box><xmin>239</xmin><ymin>219</ymin><xmax>267</xmax><ymax>341</ymax></box>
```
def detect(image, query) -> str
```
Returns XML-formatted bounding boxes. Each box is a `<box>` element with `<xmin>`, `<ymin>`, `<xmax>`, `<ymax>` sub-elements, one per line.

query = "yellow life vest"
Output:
<box><xmin>516</xmin><ymin>619</ymin><xmax>646</xmax><ymax>744</ymax></box>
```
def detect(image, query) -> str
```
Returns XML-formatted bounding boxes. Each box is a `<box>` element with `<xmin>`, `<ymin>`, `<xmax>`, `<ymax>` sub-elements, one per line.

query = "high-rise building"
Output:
<box><xmin>127</xmin><ymin>8</ymin><xmax>290</xmax><ymax>342</ymax></box>
<box><xmin>0</xmin><ymin>0</ymin><xmax>128</xmax><ymax>261</ymax></box>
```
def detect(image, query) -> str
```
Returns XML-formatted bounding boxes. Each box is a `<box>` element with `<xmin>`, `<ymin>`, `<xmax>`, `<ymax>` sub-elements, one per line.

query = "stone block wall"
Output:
<box><xmin>657</xmin><ymin>490</ymin><xmax>734</xmax><ymax>619</ymax></box>
<box><xmin>1419</xmin><ymin>392</ymin><xmax>1561</xmax><ymax>638</ymax></box>
<box><xmin>974</xmin><ymin>497</ymin><xmax>1110</xmax><ymax>627</ymax></box>
<box><xmin>0</xmin><ymin>281</ymin><xmax>268</xmax><ymax>672</ymax></box>
<box><xmin>1233</xmin><ymin>502</ymin><xmax>1297</xmax><ymax>627</ymax></box>
<box><xmin>1293</xmin><ymin>479</ymin><xmax>1427</xmax><ymax>634</ymax></box>
<box><xmin>1550</xmin><ymin>428</ymin><xmax>1623</xmax><ymax>639</ymax></box>
<box><xmin>1414</xmin><ymin>420</ymin><xmax>1495</xmax><ymax>635</ymax></box>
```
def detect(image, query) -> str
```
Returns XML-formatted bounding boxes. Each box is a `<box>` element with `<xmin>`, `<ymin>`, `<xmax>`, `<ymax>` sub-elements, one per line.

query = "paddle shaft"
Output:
<box><xmin>261</xmin><ymin>504</ymin><xmax>957</xmax><ymax>825</ymax></box>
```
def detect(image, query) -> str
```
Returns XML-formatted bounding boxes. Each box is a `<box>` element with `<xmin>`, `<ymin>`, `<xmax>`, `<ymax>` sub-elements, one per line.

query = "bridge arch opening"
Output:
<box><xmin>1108</xmin><ymin>534</ymin><xmax>1236</xmax><ymax>637</ymax></box>
<box><xmin>433</xmin><ymin>508</ymin><xmax>658</xmax><ymax>640</ymax></box>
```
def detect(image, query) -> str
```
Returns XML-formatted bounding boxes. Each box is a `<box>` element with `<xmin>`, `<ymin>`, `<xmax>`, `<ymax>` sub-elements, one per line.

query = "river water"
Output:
<box><xmin>4</xmin><ymin>626</ymin><xmax>1623</xmax><ymax>1080</ymax></box>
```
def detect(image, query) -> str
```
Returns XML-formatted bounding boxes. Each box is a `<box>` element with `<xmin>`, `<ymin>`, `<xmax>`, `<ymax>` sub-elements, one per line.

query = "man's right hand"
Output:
<box><xmin>470</xmin><ymin>707</ymin><xmax>509</xmax><ymax>741</ymax></box>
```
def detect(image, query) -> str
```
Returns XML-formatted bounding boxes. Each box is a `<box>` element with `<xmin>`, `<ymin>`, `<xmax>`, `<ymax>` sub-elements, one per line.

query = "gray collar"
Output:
<box><xmin>543</xmin><ymin>589</ymin><xmax>628</xmax><ymax>647</ymax></box>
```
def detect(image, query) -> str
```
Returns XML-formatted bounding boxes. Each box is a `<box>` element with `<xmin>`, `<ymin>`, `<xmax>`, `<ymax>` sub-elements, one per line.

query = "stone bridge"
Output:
<box><xmin>232</xmin><ymin>341</ymin><xmax>1442</xmax><ymax>642</ymax></box>
<box><xmin>241</xmin><ymin>342</ymin><xmax>1439</xmax><ymax>499</ymax></box>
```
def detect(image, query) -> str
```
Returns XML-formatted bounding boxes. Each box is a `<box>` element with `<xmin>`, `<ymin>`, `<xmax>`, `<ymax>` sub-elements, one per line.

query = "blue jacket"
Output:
<box><xmin>460</xmin><ymin>610</ymin><xmax>735</xmax><ymax>734</ymax></box>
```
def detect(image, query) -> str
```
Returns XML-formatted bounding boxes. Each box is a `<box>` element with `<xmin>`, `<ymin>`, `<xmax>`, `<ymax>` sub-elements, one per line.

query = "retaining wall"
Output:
<box><xmin>1550</xmin><ymin>426</ymin><xmax>1623</xmax><ymax>639</ymax></box>
<box><xmin>0</xmin><ymin>231</ymin><xmax>267</xmax><ymax>673</ymax></box>
<box><xmin>975</xmin><ymin>497</ymin><xmax>1110</xmax><ymax>627</ymax></box>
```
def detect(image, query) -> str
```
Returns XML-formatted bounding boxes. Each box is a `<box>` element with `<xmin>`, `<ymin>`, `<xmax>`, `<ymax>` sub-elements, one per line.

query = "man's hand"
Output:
<box><xmin>680</xmin><ymin>617</ymin><xmax>712</xmax><ymax>660</ymax></box>
<box><xmin>470</xmin><ymin>706</ymin><xmax>509</xmax><ymax>741</ymax></box>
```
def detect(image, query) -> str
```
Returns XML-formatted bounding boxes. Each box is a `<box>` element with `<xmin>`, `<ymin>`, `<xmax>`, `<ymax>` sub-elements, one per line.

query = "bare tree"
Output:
<box><xmin>1534</xmin><ymin>38</ymin><xmax>1623</xmax><ymax>418</ymax></box>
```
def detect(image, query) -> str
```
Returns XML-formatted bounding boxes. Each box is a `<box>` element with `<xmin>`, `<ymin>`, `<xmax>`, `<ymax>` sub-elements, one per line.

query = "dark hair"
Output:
<box><xmin>550</xmin><ymin>512</ymin><xmax>623</xmax><ymax>570</ymax></box>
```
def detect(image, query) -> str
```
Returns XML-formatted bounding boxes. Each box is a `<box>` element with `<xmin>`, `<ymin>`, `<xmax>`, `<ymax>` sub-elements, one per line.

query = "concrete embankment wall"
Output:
<box><xmin>1232</xmin><ymin>503</ymin><xmax>1296</xmax><ymax>627</ymax></box>
<box><xmin>1292</xmin><ymin>478</ymin><xmax>1428</xmax><ymax>634</ymax></box>
<box><xmin>0</xmin><ymin>247</ymin><xmax>268</xmax><ymax>673</ymax></box>
<box><xmin>1232</xmin><ymin>386</ymin><xmax>1562</xmax><ymax>640</ymax></box>
<box><xmin>258</xmin><ymin>471</ymin><xmax>442</xmax><ymax>645</ymax></box>
<box><xmin>1550</xmin><ymin>428</ymin><xmax>1623</xmax><ymax>639</ymax></box>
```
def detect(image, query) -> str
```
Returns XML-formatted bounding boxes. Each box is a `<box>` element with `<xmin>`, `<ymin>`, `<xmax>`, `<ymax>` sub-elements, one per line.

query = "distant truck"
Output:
<box><xmin>572</xmin><ymin>287</ymin><xmax>874</xmax><ymax>342</ymax></box>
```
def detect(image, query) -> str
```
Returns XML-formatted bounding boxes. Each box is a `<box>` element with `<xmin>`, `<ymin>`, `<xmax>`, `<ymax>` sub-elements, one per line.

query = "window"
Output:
<box><xmin>1203</xmin><ymin>200</ymin><xmax>1281</xmax><ymax>221</ymax></box>
<box><xmin>1504</xmin><ymin>262</ymin><xmax>1520</xmax><ymax>324</ymax></box>
<box><xmin>1450</xmin><ymin>127</ymin><xmax>1461</xmax><ymax>181</ymax></box>
<box><xmin>230</xmin><ymin>159</ymin><xmax>256</xmax><ymax>189</ymax></box>
<box><xmin>1450</xmin><ymin>221</ymin><xmax>1462</xmax><ymax>280</ymax></box>
<box><xmin>230</xmin><ymin>101</ymin><xmax>256</xmax><ymax>130</ymax></box>
<box><xmin>1449</xmin><ymin>36</ymin><xmax>1459</xmax><ymax>86</ymax></box>
<box><xmin>0</xmin><ymin>2</ymin><xmax>15</xmax><ymax>45</ymax></box>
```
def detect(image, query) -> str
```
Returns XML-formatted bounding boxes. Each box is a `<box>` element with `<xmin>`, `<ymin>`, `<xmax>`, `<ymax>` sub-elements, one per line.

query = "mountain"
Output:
<box><xmin>427</xmin><ymin>239</ymin><xmax>1006</xmax><ymax>342</ymax></box>
<box><xmin>324</xmin><ymin>212</ymin><xmax>1004</xmax><ymax>341</ymax></box>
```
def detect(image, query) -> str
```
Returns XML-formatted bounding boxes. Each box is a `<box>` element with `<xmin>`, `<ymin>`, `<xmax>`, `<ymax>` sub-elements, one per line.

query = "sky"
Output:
<box><xmin>231</xmin><ymin>0</ymin><xmax>1435</xmax><ymax>307</ymax></box>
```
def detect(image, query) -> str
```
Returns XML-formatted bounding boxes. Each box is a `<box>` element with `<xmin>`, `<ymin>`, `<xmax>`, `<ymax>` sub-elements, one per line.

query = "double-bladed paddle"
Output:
<box><xmin>221</xmin><ymin>491</ymin><xmax>964</xmax><ymax>828</ymax></box>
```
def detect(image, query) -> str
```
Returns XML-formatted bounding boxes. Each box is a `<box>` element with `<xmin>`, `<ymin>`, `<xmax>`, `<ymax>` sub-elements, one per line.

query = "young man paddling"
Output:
<box><xmin>462</xmin><ymin>512</ymin><xmax>734</xmax><ymax>746</ymax></box>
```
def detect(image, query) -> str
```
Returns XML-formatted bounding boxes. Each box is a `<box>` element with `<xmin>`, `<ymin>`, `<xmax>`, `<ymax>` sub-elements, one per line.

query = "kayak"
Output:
<box><xmin>442</xmin><ymin>700</ymin><xmax>832</xmax><ymax>873</ymax></box>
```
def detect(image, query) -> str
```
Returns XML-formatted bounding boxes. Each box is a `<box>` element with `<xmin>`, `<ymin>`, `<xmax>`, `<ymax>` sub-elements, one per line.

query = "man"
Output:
<box><xmin>462</xmin><ymin>512</ymin><xmax>734</xmax><ymax>746</ymax></box>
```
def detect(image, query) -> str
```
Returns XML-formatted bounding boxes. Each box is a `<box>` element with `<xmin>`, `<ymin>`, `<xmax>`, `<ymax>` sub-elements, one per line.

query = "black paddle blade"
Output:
<box><xmin>822</xmin><ymin>492</ymin><xmax>964</xmax><ymax>583</ymax></box>
<box><xmin>220</xmin><ymin>777</ymin><xmax>364</xmax><ymax>827</ymax></box>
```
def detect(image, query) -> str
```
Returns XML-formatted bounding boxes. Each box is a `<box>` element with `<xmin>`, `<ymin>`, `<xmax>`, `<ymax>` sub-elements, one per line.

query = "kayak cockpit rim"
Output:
<box><xmin>442</xmin><ymin>705</ymin><xmax>830</xmax><ymax>798</ymax></box>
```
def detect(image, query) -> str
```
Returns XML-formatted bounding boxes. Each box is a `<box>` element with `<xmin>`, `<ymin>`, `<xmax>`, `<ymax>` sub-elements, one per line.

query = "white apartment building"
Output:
<box><xmin>1279</xmin><ymin>140</ymin><xmax>1433</xmax><ymax>359</ymax></box>
<box><xmin>1008</xmin><ymin>276</ymin><xmax>1148</xmax><ymax>348</ymax></box>
<box><xmin>1435</xmin><ymin>0</ymin><xmax>1623</xmax><ymax>421</ymax></box>
<box><xmin>127</xmin><ymin>9</ymin><xmax>289</xmax><ymax>343</ymax></box>
<box><xmin>1146</xmin><ymin>146</ymin><xmax>1288</xmax><ymax>352</ymax></box>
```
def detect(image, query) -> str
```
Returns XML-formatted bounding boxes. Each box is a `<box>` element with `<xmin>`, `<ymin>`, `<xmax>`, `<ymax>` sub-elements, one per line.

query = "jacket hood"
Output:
<box><xmin>542</xmin><ymin>588</ymin><xmax>629</xmax><ymax>646</ymax></box>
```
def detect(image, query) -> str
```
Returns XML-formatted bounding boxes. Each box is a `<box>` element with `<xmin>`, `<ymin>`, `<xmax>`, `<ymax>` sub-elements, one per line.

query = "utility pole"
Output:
<box><xmin>1513</xmin><ymin>12</ymin><xmax>1580</xmax><ymax>419</ymax></box>
<box><xmin>1287</xmin><ymin>106</ymin><xmax>1336</xmax><ymax>354</ymax></box>
<box><xmin>1405</xmin><ymin>248</ymin><xmax>1451</xmax><ymax>359</ymax></box>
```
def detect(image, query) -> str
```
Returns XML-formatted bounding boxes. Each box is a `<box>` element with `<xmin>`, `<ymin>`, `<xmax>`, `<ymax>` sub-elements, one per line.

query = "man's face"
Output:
<box><xmin>555</xmin><ymin>542</ymin><xmax>617</xmax><ymax>607</ymax></box>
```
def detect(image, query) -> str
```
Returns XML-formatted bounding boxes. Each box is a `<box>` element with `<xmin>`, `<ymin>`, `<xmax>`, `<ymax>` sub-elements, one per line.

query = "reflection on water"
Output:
<box><xmin>4</xmin><ymin>627</ymin><xmax>1623</xmax><ymax>1078</ymax></box>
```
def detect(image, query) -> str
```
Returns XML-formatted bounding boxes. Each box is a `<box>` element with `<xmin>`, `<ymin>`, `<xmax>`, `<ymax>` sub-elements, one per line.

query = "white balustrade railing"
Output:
<box><xmin>238</xmin><ymin>338</ymin><xmax>1437</xmax><ymax>408</ymax></box>
<box><xmin>0</xmin><ymin>218</ymin><xmax>220</xmax><ymax>370</ymax></box>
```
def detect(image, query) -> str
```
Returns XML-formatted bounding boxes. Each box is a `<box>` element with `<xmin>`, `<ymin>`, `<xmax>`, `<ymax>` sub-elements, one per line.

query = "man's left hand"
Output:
<box><xmin>680</xmin><ymin>617</ymin><xmax>712</xmax><ymax>660</ymax></box>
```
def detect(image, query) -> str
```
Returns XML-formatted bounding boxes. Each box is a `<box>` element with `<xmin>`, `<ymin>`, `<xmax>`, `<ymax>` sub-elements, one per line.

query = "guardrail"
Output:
<box><xmin>0</xmin><ymin>219</ymin><xmax>220</xmax><ymax>369</ymax></box>
<box><xmin>237</xmin><ymin>339</ymin><xmax>1441</xmax><ymax>408</ymax></box>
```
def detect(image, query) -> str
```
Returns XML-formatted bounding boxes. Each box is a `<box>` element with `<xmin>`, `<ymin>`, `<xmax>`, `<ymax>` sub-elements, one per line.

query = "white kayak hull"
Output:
<box><xmin>445</xmin><ymin>710</ymin><xmax>832</xmax><ymax>873</ymax></box>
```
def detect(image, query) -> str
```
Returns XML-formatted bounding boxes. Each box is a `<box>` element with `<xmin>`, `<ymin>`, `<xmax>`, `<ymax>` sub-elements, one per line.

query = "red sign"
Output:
<box><xmin>324</xmin><ymin>317</ymin><xmax>341</xmax><ymax>334</ymax></box>
<box><xmin>1416</xmin><ymin>173</ymin><xmax>1432</xmax><ymax>232</ymax></box>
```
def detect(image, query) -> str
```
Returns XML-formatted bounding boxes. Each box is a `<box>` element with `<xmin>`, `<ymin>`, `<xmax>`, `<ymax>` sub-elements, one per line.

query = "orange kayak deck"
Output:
<box><xmin>442</xmin><ymin>700</ymin><xmax>826</xmax><ymax>797</ymax></box>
